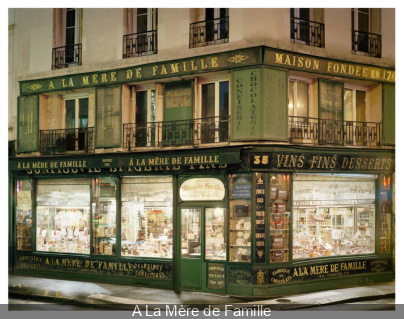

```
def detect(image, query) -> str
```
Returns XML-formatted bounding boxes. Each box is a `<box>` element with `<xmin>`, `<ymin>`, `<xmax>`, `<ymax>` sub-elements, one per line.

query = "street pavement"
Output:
<box><xmin>8</xmin><ymin>275</ymin><xmax>395</xmax><ymax>310</ymax></box>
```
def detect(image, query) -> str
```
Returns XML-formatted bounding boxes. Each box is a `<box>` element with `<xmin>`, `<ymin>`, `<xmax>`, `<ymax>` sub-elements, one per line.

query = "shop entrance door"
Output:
<box><xmin>179</xmin><ymin>208</ymin><xmax>202</xmax><ymax>290</ymax></box>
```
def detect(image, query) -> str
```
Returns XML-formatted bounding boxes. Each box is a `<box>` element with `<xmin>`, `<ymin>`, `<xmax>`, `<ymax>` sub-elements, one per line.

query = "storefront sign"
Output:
<box><xmin>265</xmin><ymin>48</ymin><xmax>395</xmax><ymax>83</ymax></box>
<box><xmin>15</xmin><ymin>255</ymin><xmax>172</xmax><ymax>280</ymax></box>
<box><xmin>180</xmin><ymin>178</ymin><xmax>225</xmax><ymax>201</ymax></box>
<box><xmin>207</xmin><ymin>263</ymin><xmax>225</xmax><ymax>290</ymax></box>
<box><xmin>251</xmin><ymin>153</ymin><xmax>394</xmax><ymax>172</ymax></box>
<box><xmin>229</xmin><ymin>267</ymin><xmax>253</xmax><ymax>285</ymax></box>
<box><xmin>10</xmin><ymin>150</ymin><xmax>240</xmax><ymax>173</ymax></box>
<box><xmin>267</xmin><ymin>258</ymin><xmax>391</xmax><ymax>285</ymax></box>
<box><xmin>20</xmin><ymin>48</ymin><xmax>261</xmax><ymax>96</ymax></box>
<box><xmin>255</xmin><ymin>173</ymin><xmax>266</xmax><ymax>263</ymax></box>
<box><xmin>231</xmin><ymin>174</ymin><xmax>251</xmax><ymax>199</ymax></box>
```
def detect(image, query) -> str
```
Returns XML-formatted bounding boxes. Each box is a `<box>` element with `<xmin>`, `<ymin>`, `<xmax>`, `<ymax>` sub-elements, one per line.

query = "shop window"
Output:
<box><xmin>269</xmin><ymin>174</ymin><xmax>291</xmax><ymax>263</ymax></box>
<box><xmin>200</xmin><ymin>81</ymin><xmax>229</xmax><ymax>143</ymax></box>
<box><xmin>181</xmin><ymin>209</ymin><xmax>201</xmax><ymax>258</ymax></box>
<box><xmin>229</xmin><ymin>174</ymin><xmax>252</xmax><ymax>263</ymax></box>
<box><xmin>16</xmin><ymin>180</ymin><xmax>33</xmax><ymax>251</ymax></box>
<box><xmin>292</xmin><ymin>174</ymin><xmax>376</xmax><ymax>260</ymax></box>
<box><xmin>92</xmin><ymin>178</ymin><xmax>117</xmax><ymax>255</ymax></box>
<box><xmin>52</xmin><ymin>8</ymin><xmax>82</xmax><ymax>69</ymax></box>
<box><xmin>123</xmin><ymin>8</ymin><xmax>157</xmax><ymax>58</ymax></box>
<box><xmin>205</xmin><ymin>208</ymin><xmax>226</xmax><ymax>260</ymax></box>
<box><xmin>351</xmin><ymin>8</ymin><xmax>381</xmax><ymax>58</ymax></box>
<box><xmin>36</xmin><ymin>179</ymin><xmax>91</xmax><ymax>254</ymax></box>
<box><xmin>121</xmin><ymin>176</ymin><xmax>173</xmax><ymax>258</ymax></box>
<box><xmin>379</xmin><ymin>175</ymin><xmax>392</xmax><ymax>253</ymax></box>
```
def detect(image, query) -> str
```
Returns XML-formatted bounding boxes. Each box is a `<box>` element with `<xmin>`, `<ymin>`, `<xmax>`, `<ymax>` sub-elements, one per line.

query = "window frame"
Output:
<box><xmin>343</xmin><ymin>84</ymin><xmax>370</xmax><ymax>123</ymax></box>
<box><xmin>288</xmin><ymin>77</ymin><xmax>313</xmax><ymax>118</ymax></box>
<box><xmin>63</xmin><ymin>93</ymin><xmax>89</xmax><ymax>130</ymax></box>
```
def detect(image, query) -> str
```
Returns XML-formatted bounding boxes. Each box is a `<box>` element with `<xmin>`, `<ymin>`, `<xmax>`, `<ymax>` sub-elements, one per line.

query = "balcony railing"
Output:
<box><xmin>190</xmin><ymin>17</ymin><xmax>229</xmax><ymax>48</ymax></box>
<box><xmin>289</xmin><ymin>116</ymin><xmax>381</xmax><ymax>146</ymax></box>
<box><xmin>52</xmin><ymin>44</ymin><xmax>82</xmax><ymax>70</ymax></box>
<box><xmin>39</xmin><ymin>128</ymin><xmax>95</xmax><ymax>155</ymax></box>
<box><xmin>123</xmin><ymin>30</ymin><xmax>157</xmax><ymax>58</ymax></box>
<box><xmin>123</xmin><ymin>116</ymin><xmax>229</xmax><ymax>150</ymax></box>
<box><xmin>352</xmin><ymin>30</ymin><xmax>381</xmax><ymax>58</ymax></box>
<box><xmin>290</xmin><ymin>17</ymin><xmax>325</xmax><ymax>47</ymax></box>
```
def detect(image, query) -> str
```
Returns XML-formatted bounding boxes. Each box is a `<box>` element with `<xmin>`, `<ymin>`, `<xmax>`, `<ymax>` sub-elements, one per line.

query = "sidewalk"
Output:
<box><xmin>8</xmin><ymin>275</ymin><xmax>395</xmax><ymax>310</ymax></box>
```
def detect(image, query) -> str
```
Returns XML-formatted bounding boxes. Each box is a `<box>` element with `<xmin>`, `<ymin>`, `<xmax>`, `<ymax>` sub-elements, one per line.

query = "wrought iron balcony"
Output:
<box><xmin>352</xmin><ymin>30</ymin><xmax>381</xmax><ymax>58</ymax></box>
<box><xmin>52</xmin><ymin>44</ymin><xmax>82</xmax><ymax>70</ymax></box>
<box><xmin>289</xmin><ymin>116</ymin><xmax>381</xmax><ymax>147</ymax></box>
<box><xmin>123</xmin><ymin>116</ymin><xmax>229</xmax><ymax>150</ymax></box>
<box><xmin>290</xmin><ymin>17</ymin><xmax>325</xmax><ymax>47</ymax></box>
<box><xmin>39</xmin><ymin>128</ymin><xmax>95</xmax><ymax>155</ymax></box>
<box><xmin>123</xmin><ymin>30</ymin><xmax>157</xmax><ymax>58</ymax></box>
<box><xmin>190</xmin><ymin>17</ymin><xmax>229</xmax><ymax>48</ymax></box>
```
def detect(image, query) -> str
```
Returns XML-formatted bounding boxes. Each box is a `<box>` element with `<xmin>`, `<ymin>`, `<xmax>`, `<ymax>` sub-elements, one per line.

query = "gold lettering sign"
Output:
<box><xmin>266</xmin><ymin>49</ymin><xmax>395</xmax><ymax>83</ymax></box>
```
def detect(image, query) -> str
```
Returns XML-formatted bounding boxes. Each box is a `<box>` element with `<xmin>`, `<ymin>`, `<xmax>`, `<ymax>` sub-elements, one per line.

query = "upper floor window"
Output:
<box><xmin>64</xmin><ymin>96</ymin><xmax>89</xmax><ymax>129</ymax></box>
<box><xmin>290</xmin><ymin>8</ymin><xmax>324</xmax><ymax>48</ymax></box>
<box><xmin>123</xmin><ymin>8</ymin><xmax>158</xmax><ymax>58</ymax></box>
<box><xmin>52</xmin><ymin>8</ymin><xmax>82</xmax><ymax>69</ymax></box>
<box><xmin>190</xmin><ymin>8</ymin><xmax>229</xmax><ymax>48</ymax></box>
<box><xmin>288</xmin><ymin>79</ymin><xmax>310</xmax><ymax>118</ymax></box>
<box><xmin>351</xmin><ymin>8</ymin><xmax>381</xmax><ymax>58</ymax></box>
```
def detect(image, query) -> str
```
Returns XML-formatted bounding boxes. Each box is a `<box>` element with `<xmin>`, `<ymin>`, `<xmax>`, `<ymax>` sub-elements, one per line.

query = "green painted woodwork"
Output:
<box><xmin>261</xmin><ymin>68</ymin><xmax>288</xmax><ymax>141</ymax></box>
<box><xmin>17</xmin><ymin>95</ymin><xmax>39</xmax><ymax>153</ymax></box>
<box><xmin>318</xmin><ymin>79</ymin><xmax>344</xmax><ymax>121</ymax></box>
<box><xmin>95</xmin><ymin>86</ymin><xmax>122</xmax><ymax>148</ymax></box>
<box><xmin>382</xmin><ymin>84</ymin><xmax>395</xmax><ymax>146</ymax></box>
<box><xmin>231</xmin><ymin>68</ymin><xmax>263</xmax><ymax>141</ymax></box>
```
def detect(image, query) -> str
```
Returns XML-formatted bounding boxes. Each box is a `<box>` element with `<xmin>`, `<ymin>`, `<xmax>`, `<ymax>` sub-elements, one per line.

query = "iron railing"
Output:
<box><xmin>123</xmin><ymin>116</ymin><xmax>230</xmax><ymax>150</ymax></box>
<box><xmin>39</xmin><ymin>128</ymin><xmax>95</xmax><ymax>155</ymax></box>
<box><xmin>290</xmin><ymin>17</ymin><xmax>325</xmax><ymax>47</ymax></box>
<box><xmin>352</xmin><ymin>30</ymin><xmax>381</xmax><ymax>58</ymax></box>
<box><xmin>52</xmin><ymin>44</ymin><xmax>82</xmax><ymax>69</ymax></box>
<box><xmin>190</xmin><ymin>17</ymin><xmax>229</xmax><ymax>48</ymax></box>
<box><xmin>289</xmin><ymin>116</ymin><xmax>381</xmax><ymax>146</ymax></box>
<box><xmin>123</xmin><ymin>30</ymin><xmax>157</xmax><ymax>58</ymax></box>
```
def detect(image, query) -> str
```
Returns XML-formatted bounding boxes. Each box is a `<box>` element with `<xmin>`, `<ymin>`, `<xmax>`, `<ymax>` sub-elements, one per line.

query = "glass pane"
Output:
<box><xmin>205</xmin><ymin>208</ymin><xmax>226</xmax><ymax>260</ymax></box>
<box><xmin>137</xmin><ymin>12</ymin><xmax>148</xmax><ymax>33</ymax></box>
<box><xmin>356</xmin><ymin>90</ymin><xmax>367</xmax><ymax>122</ymax></box>
<box><xmin>269</xmin><ymin>174</ymin><xmax>290</xmax><ymax>263</ymax></box>
<box><xmin>79</xmin><ymin>98</ymin><xmax>89</xmax><ymax>128</ymax></box>
<box><xmin>151</xmin><ymin>90</ymin><xmax>156</xmax><ymax>122</ymax></box>
<box><xmin>135</xmin><ymin>91</ymin><xmax>148</xmax><ymax>147</ymax></box>
<box><xmin>16</xmin><ymin>180</ymin><xmax>32</xmax><ymax>251</ymax></box>
<box><xmin>121</xmin><ymin>176</ymin><xmax>173</xmax><ymax>258</ymax></box>
<box><xmin>288</xmin><ymin>81</ymin><xmax>294</xmax><ymax>117</ymax></box>
<box><xmin>36</xmin><ymin>179</ymin><xmax>91</xmax><ymax>254</ymax></box>
<box><xmin>219</xmin><ymin>82</ymin><xmax>229</xmax><ymax>118</ymax></box>
<box><xmin>92</xmin><ymin>177</ymin><xmax>117</xmax><ymax>255</ymax></box>
<box><xmin>202</xmin><ymin>83</ymin><xmax>215</xmax><ymax>118</ymax></box>
<box><xmin>358</xmin><ymin>9</ymin><xmax>369</xmax><ymax>32</ymax></box>
<box><xmin>65</xmin><ymin>100</ymin><xmax>75</xmax><ymax>129</ymax></box>
<box><xmin>66</xmin><ymin>9</ymin><xmax>76</xmax><ymax>28</ymax></box>
<box><xmin>344</xmin><ymin>89</ymin><xmax>353</xmax><ymax>121</ymax></box>
<box><xmin>296</xmin><ymin>82</ymin><xmax>309</xmax><ymax>117</ymax></box>
<box><xmin>181</xmin><ymin>209</ymin><xmax>201</xmax><ymax>258</ymax></box>
<box><xmin>299</xmin><ymin>8</ymin><xmax>310</xmax><ymax>20</ymax></box>
<box><xmin>293</xmin><ymin>174</ymin><xmax>376</xmax><ymax>260</ymax></box>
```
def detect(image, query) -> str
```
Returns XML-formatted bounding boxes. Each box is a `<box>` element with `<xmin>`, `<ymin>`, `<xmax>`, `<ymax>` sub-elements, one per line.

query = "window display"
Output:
<box><xmin>293</xmin><ymin>174</ymin><xmax>376</xmax><ymax>259</ymax></box>
<box><xmin>121</xmin><ymin>176</ymin><xmax>173</xmax><ymax>258</ymax></box>
<box><xmin>36</xmin><ymin>179</ymin><xmax>90</xmax><ymax>254</ymax></box>
<box><xmin>269</xmin><ymin>174</ymin><xmax>290</xmax><ymax>263</ymax></box>
<box><xmin>229</xmin><ymin>174</ymin><xmax>252</xmax><ymax>263</ymax></box>
<box><xmin>205</xmin><ymin>208</ymin><xmax>226</xmax><ymax>260</ymax></box>
<box><xmin>181</xmin><ymin>209</ymin><xmax>201</xmax><ymax>258</ymax></box>
<box><xmin>16</xmin><ymin>180</ymin><xmax>32</xmax><ymax>250</ymax></box>
<box><xmin>92</xmin><ymin>178</ymin><xmax>117</xmax><ymax>255</ymax></box>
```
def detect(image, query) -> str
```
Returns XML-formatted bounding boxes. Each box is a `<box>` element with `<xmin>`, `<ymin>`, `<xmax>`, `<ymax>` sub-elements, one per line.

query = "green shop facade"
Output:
<box><xmin>9</xmin><ymin>46</ymin><xmax>395</xmax><ymax>296</ymax></box>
